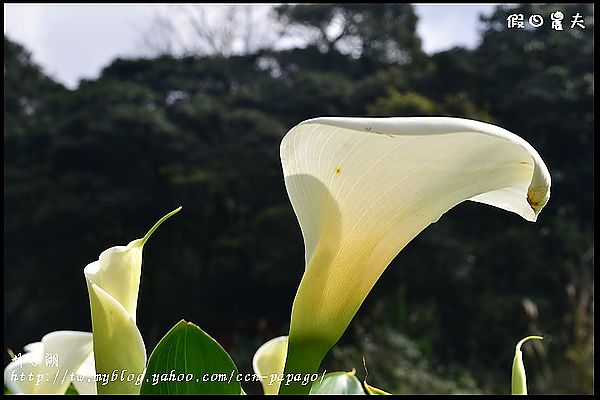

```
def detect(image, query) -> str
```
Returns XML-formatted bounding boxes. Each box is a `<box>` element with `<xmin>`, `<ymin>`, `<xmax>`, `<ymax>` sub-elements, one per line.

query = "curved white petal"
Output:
<box><xmin>84</xmin><ymin>281</ymin><xmax>147</xmax><ymax>394</ymax></box>
<box><xmin>3</xmin><ymin>331</ymin><xmax>93</xmax><ymax>395</ymax></box>
<box><xmin>23</xmin><ymin>342</ymin><xmax>44</xmax><ymax>354</ymax></box>
<box><xmin>252</xmin><ymin>336</ymin><xmax>288</xmax><ymax>395</ymax></box>
<box><xmin>279</xmin><ymin>117</ymin><xmax>551</xmax><ymax>389</ymax></box>
<box><xmin>73</xmin><ymin>351</ymin><xmax>98</xmax><ymax>395</ymax></box>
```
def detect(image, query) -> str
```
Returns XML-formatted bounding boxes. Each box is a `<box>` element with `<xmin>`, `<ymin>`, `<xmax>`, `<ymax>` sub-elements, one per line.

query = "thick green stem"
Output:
<box><xmin>278</xmin><ymin>337</ymin><xmax>329</xmax><ymax>395</ymax></box>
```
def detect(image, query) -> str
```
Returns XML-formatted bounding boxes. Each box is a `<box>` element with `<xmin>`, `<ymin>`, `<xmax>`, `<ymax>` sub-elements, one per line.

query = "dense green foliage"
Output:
<box><xmin>4</xmin><ymin>4</ymin><xmax>593</xmax><ymax>394</ymax></box>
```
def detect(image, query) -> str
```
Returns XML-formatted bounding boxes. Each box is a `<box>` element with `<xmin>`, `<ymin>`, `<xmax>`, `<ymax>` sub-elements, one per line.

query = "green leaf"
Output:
<box><xmin>309</xmin><ymin>371</ymin><xmax>366</xmax><ymax>395</ymax></box>
<box><xmin>65</xmin><ymin>384</ymin><xmax>80</xmax><ymax>395</ymax></box>
<box><xmin>140</xmin><ymin>320</ymin><xmax>242</xmax><ymax>395</ymax></box>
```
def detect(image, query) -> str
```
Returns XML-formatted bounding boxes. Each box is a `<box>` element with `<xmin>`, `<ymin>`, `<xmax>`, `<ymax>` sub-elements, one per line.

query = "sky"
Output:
<box><xmin>4</xmin><ymin>3</ymin><xmax>499</xmax><ymax>89</ymax></box>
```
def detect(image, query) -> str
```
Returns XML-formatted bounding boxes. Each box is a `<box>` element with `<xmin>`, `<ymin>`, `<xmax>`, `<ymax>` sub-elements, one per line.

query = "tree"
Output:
<box><xmin>4</xmin><ymin>37</ymin><xmax>65</xmax><ymax>137</ymax></box>
<box><xmin>140</xmin><ymin>5</ymin><xmax>281</xmax><ymax>57</ymax></box>
<box><xmin>275</xmin><ymin>4</ymin><xmax>425</xmax><ymax>65</ymax></box>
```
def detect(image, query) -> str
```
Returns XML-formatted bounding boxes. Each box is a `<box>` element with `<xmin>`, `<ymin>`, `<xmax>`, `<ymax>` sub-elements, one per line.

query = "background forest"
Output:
<box><xmin>4</xmin><ymin>4</ymin><xmax>594</xmax><ymax>394</ymax></box>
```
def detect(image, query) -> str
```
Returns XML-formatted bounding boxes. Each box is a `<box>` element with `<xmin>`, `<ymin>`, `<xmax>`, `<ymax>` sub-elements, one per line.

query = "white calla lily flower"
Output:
<box><xmin>252</xmin><ymin>336</ymin><xmax>289</xmax><ymax>395</ymax></box>
<box><xmin>3</xmin><ymin>331</ymin><xmax>95</xmax><ymax>394</ymax></box>
<box><xmin>84</xmin><ymin>207</ymin><xmax>182</xmax><ymax>394</ymax></box>
<box><xmin>279</xmin><ymin>117</ymin><xmax>551</xmax><ymax>394</ymax></box>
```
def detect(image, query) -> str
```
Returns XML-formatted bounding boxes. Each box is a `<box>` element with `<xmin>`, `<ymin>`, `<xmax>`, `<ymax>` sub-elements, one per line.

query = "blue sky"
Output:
<box><xmin>4</xmin><ymin>4</ymin><xmax>498</xmax><ymax>89</ymax></box>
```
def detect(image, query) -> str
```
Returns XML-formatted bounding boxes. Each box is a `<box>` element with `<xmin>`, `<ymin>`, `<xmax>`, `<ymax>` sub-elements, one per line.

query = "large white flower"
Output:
<box><xmin>3</xmin><ymin>331</ymin><xmax>96</xmax><ymax>394</ymax></box>
<box><xmin>278</xmin><ymin>117</ymin><xmax>551</xmax><ymax>394</ymax></box>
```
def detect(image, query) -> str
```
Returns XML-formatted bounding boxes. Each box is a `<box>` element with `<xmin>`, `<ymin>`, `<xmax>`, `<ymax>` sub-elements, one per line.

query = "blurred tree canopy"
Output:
<box><xmin>275</xmin><ymin>4</ymin><xmax>424</xmax><ymax>64</ymax></box>
<box><xmin>3</xmin><ymin>4</ymin><xmax>593</xmax><ymax>394</ymax></box>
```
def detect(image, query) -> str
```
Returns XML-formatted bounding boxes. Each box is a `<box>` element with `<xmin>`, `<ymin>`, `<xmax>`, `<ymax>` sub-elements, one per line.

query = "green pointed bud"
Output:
<box><xmin>511</xmin><ymin>335</ymin><xmax>543</xmax><ymax>395</ymax></box>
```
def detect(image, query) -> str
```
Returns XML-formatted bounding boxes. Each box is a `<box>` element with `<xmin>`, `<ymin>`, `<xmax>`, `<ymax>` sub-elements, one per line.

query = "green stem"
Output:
<box><xmin>141</xmin><ymin>206</ymin><xmax>183</xmax><ymax>246</ymax></box>
<box><xmin>278</xmin><ymin>337</ymin><xmax>329</xmax><ymax>395</ymax></box>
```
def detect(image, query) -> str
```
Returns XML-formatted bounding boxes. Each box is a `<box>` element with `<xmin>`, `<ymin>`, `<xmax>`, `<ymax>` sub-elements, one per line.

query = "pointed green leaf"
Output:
<box><xmin>309</xmin><ymin>371</ymin><xmax>365</xmax><ymax>395</ymax></box>
<box><xmin>140</xmin><ymin>320</ymin><xmax>242</xmax><ymax>395</ymax></box>
<box><xmin>65</xmin><ymin>384</ymin><xmax>80</xmax><ymax>395</ymax></box>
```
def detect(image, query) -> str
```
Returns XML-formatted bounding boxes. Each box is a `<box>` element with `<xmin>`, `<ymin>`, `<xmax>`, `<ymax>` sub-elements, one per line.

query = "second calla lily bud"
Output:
<box><xmin>512</xmin><ymin>336</ymin><xmax>543</xmax><ymax>395</ymax></box>
<box><xmin>279</xmin><ymin>117</ymin><xmax>551</xmax><ymax>394</ymax></box>
<box><xmin>84</xmin><ymin>207</ymin><xmax>182</xmax><ymax>394</ymax></box>
<box><xmin>252</xmin><ymin>336</ymin><xmax>289</xmax><ymax>395</ymax></box>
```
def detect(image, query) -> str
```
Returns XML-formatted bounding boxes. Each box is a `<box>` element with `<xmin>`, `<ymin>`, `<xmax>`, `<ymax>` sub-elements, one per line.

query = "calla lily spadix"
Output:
<box><xmin>278</xmin><ymin>117</ymin><xmax>551</xmax><ymax>394</ymax></box>
<box><xmin>3</xmin><ymin>331</ymin><xmax>96</xmax><ymax>394</ymax></box>
<box><xmin>84</xmin><ymin>206</ymin><xmax>182</xmax><ymax>394</ymax></box>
